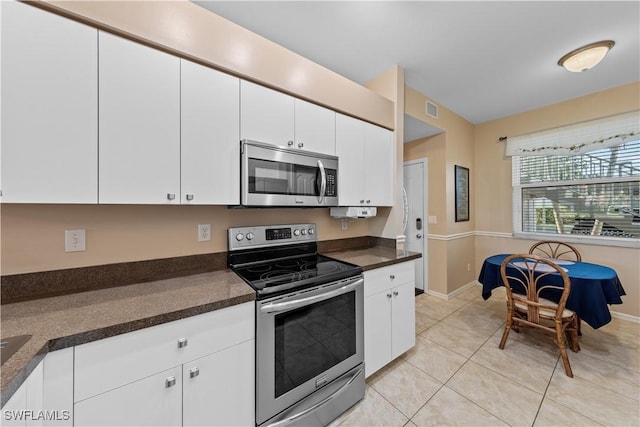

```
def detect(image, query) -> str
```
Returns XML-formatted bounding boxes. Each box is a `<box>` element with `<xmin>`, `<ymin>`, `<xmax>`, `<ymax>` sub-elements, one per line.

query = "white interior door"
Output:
<box><xmin>403</xmin><ymin>159</ymin><xmax>427</xmax><ymax>292</ymax></box>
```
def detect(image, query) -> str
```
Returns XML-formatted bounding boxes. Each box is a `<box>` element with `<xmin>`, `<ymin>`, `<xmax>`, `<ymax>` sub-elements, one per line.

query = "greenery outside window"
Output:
<box><xmin>509</xmin><ymin>111</ymin><xmax>640</xmax><ymax>247</ymax></box>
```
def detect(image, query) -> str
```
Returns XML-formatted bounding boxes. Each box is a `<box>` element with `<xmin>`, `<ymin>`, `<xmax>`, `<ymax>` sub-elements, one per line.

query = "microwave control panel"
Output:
<box><xmin>325</xmin><ymin>169</ymin><xmax>337</xmax><ymax>197</ymax></box>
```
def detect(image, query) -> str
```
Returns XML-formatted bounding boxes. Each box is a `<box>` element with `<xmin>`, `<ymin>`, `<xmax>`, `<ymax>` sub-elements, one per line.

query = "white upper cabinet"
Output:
<box><xmin>181</xmin><ymin>60</ymin><xmax>240</xmax><ymax>205</ymax></box>
<box><xmin>240</xmin><ymin>81</ymin><xmax>336</xmax><ymax>155</ymax></box>
<box><xmin>98</xmin><ymin>31</ymin><xmax>180</xmax><ymax>204</ymax></box>
<box><xmin>294</xmin><ymin>99</ymin><xmax>336</xmax><ymax>155</ymax></box>
<box><xmin>336</xmin><ymin>114</ymin><xmax>394</xmax><ymax>206</ymax></box>
<box><xmin>240</xmin><ymin>80</ymin><xmax>294</xmax><ymax>147</ymax></box>
<box><xmin>1</xmin><ymin>1</ymin><xmax>98</xmax><ymax>203</ymax></box>
<box><xmin>364</xmin><ymin>123</ymin><xmax>394</xmax><ymax>206</ymax></box>
<box><xmin>336</xmin><ymin>114</ymin><xmax>365</xmax><ymax>206</ymax></box>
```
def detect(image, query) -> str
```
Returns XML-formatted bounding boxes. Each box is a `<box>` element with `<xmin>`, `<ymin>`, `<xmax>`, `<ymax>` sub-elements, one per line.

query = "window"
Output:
<box><xmin>509</xmin><ymin>111</ymin><xmax>640</xmax><ymax>246</ymax></box>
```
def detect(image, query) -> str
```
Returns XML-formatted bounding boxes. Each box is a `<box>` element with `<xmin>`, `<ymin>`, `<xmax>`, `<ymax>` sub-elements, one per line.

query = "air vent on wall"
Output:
<box><xmin>426</xmin><ymin>100</ymin><xmax>439</xmax><ymax>119</ymax></box>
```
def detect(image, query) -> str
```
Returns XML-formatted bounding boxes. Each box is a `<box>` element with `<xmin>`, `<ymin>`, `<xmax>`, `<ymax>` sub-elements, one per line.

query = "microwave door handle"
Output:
<box><xmin>317</xmin><ymin>160</ymin><xmax>327</xmax><ymax>203</ymax></box>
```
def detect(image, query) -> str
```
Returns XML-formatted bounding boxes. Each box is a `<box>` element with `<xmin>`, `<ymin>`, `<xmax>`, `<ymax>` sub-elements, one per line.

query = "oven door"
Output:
<box><xmin>256</xmin><ymin>275</ymin><xmax>364</xmax><ymax>426</ymax></box>
<box><xmin>241</xmin><ymin>140</ymin><xmax>338</xmax><ymax>207</ymax></box>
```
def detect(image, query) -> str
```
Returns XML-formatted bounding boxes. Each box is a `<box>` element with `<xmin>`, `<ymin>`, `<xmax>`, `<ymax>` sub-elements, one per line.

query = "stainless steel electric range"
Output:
<box><xmin>228</xmin><ymin>224</ymin><xmax>365</xmax><ymax>427</ymax></box>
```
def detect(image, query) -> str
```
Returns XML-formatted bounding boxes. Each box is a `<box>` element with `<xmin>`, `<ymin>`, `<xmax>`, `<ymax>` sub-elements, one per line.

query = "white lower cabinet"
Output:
<box><xmin>73</xmin><ymin>302</ymin><xmax>254</xmax><ymax>426</ymax></box>
<box><xmin>74</xmin><ymin>366</ymin><xmax>183</xmax><ymax>427</ymax></box>
<box><xmin>364</xmin><ymin>262</ymin><xmax>415</xmax><ymax>378</ymax></box>
<box><xmin>183</xmin><ymin>340</ymin><xmax>254</xmax><ymax>427</ymax></box>
<box><xmin>1</xmin><ymin>359</ymin><xmax>44</xmax><ymax>427</ymax></box>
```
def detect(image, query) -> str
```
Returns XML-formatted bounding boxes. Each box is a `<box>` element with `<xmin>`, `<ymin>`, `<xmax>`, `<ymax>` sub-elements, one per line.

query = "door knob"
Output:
<box><xmin>416</xmin><ymin>234</ymin><xmax>422</xmax><ymax>239</ymax></box>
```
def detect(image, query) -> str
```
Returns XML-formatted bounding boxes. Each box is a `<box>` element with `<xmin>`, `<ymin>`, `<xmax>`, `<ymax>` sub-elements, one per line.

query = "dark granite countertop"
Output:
<box><xmin>0</xmin><ymin>269</ymin><xmax>254</xmax><ymax>407</ymax></box>
<box><xmin>323</xmin><ymin>246</ymin><xmax>421</xmax><ymax>270</ymax></box>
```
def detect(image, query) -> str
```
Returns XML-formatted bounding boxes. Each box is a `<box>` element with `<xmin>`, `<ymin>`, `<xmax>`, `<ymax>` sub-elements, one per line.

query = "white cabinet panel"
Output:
<box><xmin>335</xmin><ymin>114</ymin><xmax>365</xmax><ymax>206</ymax></box>
<box><xmin>42</xmin><ymin>348</ymin><xmax>73</xmax><ymax>427</ymax></box>
<box><xmin>181</xmin><ymin>60</ymin><xmax>240</xmax><ymax>205</ymax></box>
<box><xmin>98</xmin><ymin>31</ymin><xmax>180</xmax><ymax>204</ymax></box>
<box><xmin>294</xmin><ymin>99</ymin><xmax>335</xmax><ymax>155</ymax></box>
<box><xmin>336</xmin><ymin>114</ymin><xmax>394</xmax><ymax>207</ymax></box>
<box><xmin>240</xmin><ymin>80</ymin><xmax>294</xmax><ymax>146</ymax></box>
<box><xmin>391</xmin><ymin>282</ymin><xmax>416</xmax><ymax>359</ymax></box>
<box><xmin>183</xmin><ymin>339</ymin><xmax>255</xmax><ymax>427</ymax></box>
<box><xmin>74</xmin><ymin>366</ymin><xmax>182</xmax><ymax>427</ymax></box>
<box><xmin>1</xmin><ymin>1</ymin><xmax>98</xmax><ymax>203</ymax></box>
<box><xmin>2</xmin><ymin>380</ymin><xmax>27</xmax><ymax>427</ymax></box>
<box><xmin>364</xmin><ymin>290</ymin><xmax>392</xmax><ymax>378</ymax></box>
<box><xmin>364</xmin><ymin>124</ymin><xmax>394</xmax><ymax>206</ymax></box>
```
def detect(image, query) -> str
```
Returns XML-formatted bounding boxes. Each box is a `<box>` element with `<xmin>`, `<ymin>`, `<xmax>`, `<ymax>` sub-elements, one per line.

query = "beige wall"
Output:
<box><xmin>474</xmin><ymin>82</ymin><xmax>640</xmax><ymax>318</ymax></box>
<box><xmin>0</xmin><ymin>205</ymin><xmax>369</xmax><ymax>274</ymax></box>
<box><xmin>404</xmin><ymin>86</ymin><xmax>476</xmax><ymax>295</ymax></box>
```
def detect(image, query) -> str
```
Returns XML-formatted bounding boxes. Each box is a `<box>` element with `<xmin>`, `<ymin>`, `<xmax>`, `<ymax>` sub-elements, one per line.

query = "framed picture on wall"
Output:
<box><xmin>455</xmin><ymin>165</ymin><xmax>469</xmax><ymax>222</ymax></box>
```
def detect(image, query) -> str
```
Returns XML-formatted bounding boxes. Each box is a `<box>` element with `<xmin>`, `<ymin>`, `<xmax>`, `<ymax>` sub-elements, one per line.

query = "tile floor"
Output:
<box><xmin>331</xmin><ymin>285</ymin><xmax>640</xmax><ymax>427</ymax></box>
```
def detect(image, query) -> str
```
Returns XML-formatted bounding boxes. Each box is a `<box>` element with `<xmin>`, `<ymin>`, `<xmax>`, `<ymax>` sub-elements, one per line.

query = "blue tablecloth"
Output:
<box><xmin>479</xmin><ymin>254</ymin><xmax>626</xmax><ymax>329</ymax></box>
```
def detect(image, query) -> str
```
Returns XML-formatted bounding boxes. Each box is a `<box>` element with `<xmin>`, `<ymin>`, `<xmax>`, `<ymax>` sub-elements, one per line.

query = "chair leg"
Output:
<box><xmin>555</xmin><ymin>322</ymin><xmax>574</xmax><ymax>377</ymax></box>
<box><xmin>499</xmin><ymin>318</ymin><xmax>512</xmax><ymax>349</ymax></box>
<box><xmin>576</xmin><ymin>316</ymin><xmax>582</xmax><ymax>336</ymax></box>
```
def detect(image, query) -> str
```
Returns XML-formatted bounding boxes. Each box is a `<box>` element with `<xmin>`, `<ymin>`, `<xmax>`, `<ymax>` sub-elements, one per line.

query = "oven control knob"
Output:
<box><xmin>235</xmin><ymin>233</ymin><xmax>244</xmax><ymax>241</ymax></box>
<box><xmin>308</xmin><ymin>228</ymin><xmax>315</xmax><ymax>235</ymax></box>
<box><xmin>246</xmin><ymin>232</ymin><xmax>254</xmax><ymax>240</ymax></box>
<box><xmin>293</xmin><ymin>229</ymin><xmax>301</xmax><ymax>236</ymax></box>
<box><xmin>301</xmin><ymin>229</ymin><xmax>307</xmax><ymax>235</ymax></box>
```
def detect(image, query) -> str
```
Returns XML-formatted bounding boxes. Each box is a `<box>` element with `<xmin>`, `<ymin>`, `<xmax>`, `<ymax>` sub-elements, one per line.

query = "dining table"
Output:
<box><xmin>478</xmin><ymin>254</ymin><xmax>626</xmax><ymax>329</ymax></box>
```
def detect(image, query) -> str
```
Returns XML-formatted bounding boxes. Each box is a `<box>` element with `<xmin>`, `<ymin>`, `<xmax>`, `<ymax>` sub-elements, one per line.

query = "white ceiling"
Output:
<box><xmin>194</xmin><ymin>1</ymin><xmax>639</xmax><ymax>134</ymax></box>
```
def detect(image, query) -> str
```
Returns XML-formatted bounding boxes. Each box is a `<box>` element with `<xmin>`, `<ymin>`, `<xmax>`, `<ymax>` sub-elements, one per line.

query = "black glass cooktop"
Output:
<box><xmin>231</xmin><ymin>254</ymin><xmax>362</xmax><ymax>298</ymax></box>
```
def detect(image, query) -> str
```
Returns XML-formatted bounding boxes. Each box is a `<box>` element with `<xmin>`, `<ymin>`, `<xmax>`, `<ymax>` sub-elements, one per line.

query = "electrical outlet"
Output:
<box><xmin>198</xmin><ymin>224</ymin><xmax>211</xmax><ymax>242</ymax></box>
<box><xmin>65</xmin><ymin>229</ymin><xmax>86</xmax><ymax>252</ymax></box>
<box><xmin>467</xmin><ymin>263</ymin><xmax>471</xmax><ymax>272</ymax></box>
<box><xmin>341</xmin><ymin>219</ymin><xmax>348</xmax><ymax>230</ymax></box>
<box><xmin>428</xmin><ymin>216</ymin><xmax>437</xmax><ymax>224</ymax></box>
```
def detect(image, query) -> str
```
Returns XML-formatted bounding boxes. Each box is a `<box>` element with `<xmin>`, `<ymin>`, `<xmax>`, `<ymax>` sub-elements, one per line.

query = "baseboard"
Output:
<box><xmin>610</xmin><ymin>310</ymin><xmax>640</xmax><ymax>324</ymax></box>
<box><xmin>426</xmin><ymin>281</ymin><xmax>479</xmax><ymax>301</ymax></box>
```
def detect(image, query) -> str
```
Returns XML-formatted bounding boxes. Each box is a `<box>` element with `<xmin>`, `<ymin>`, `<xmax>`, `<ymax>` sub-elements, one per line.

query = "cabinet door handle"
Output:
<box><xmin>167</xmin><ymin>193</ymin><xmax>176</xmax><ymax>200</ymax></box>
<box><xmin>360</xmin><ymin>199</ymin><xmax>365</xmax><ymax>204</ymax></box>
<box><xmin>165</xmin><ymin>376</ymin><xmax>176</xmax><ymax>388</ymax></box>
<box><xmin>298</xmin><ymin>142</ymin><xmax>304</xmax><ymax>148</ymax></box>
<box><xmin>287</xmin><ymin>140</ymin><xmax>294</xmax><ymax>146</ymax></box>
<box><xmin>177</xmin><ymin>338</ymin><xmax>188</xmax><ymax>348</ymax></box>
<box><xmin>386</xmin><ymin>293</ymin><xmax>392</xmax><ymax>298</ymax></box>
<box><xmin>393</xmin><ymin>291</ymin><xmax>399</xmax><ymax>296</ymax></box>
<box><xmin>189</xmin><ymin>367</ymin><xmax>200</xmax><ymax>378</ymax></box>
<box><xmin>186</xmin><ymin>194</ymin><xmax>194</xmax><ymax>201</ymax></box>
<box><xmin>366</xmin><ymin>200</ymin><xmax>371</xmax><ymax>204</ymax></box>
<box><xmin>390</xmin><ymin>275</ymin><xmax>395</xmax><ymax>279</ymax></box>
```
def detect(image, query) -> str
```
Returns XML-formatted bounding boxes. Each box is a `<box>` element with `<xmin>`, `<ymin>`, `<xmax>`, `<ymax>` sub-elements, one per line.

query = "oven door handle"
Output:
<box><xmin>317</xmin><ymin>160</ymin><xmax>326</xmax><ymax>204</ymax></box>
<box><xmin>265</xmin><ymin>364</ymin><xmax>364</xmax><ymax>427</ymax></box>
<box><xmin>260</xmin><ymin>277</ymin><xmax>363</xmax><ymax>314</ymax></box>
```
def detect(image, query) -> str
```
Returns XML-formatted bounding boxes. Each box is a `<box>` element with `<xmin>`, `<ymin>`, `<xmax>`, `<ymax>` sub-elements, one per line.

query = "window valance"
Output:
<box><xmin>505</xmin><ymin>110</ymin><xmax>639</xmax><ymax>157</ymax></box>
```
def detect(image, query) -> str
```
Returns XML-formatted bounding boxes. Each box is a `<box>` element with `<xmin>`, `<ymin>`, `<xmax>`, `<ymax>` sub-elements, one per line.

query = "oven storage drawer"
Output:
<box><xmin>363</xmin><ymin>261</ymin><xmax>414</xmax><ymax>297</ymax></box>
<box><xmin>74</xmin><ymin>302</ymin><xmax>254</xmax><ymax>402</ymax></box>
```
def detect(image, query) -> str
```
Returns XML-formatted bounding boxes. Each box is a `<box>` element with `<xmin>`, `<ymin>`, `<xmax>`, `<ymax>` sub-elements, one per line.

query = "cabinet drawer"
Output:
<box><xmin>74</xmin><ymin>302</ymin><xmax>254</xmax><ymax>402</ymax></box>
<box><xmin>364</xmin><ymin>262</ymin><xmax>414</xmax><ymax>297</ymax></box>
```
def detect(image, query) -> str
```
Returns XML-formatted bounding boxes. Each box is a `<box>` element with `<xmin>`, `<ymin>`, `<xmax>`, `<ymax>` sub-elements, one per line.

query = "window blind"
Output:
<box><xmin>506</xmin><ymin>110</ymin><xmax>639</xmax><ymax>156</ymax></box>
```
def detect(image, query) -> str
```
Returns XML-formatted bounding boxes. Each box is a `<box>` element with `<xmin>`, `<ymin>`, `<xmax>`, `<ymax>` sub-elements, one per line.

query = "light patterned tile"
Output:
<box><xmin>447</xmin><ymin>361</ymin><xmax>543</xmax><ymax>427</ymax></box>
<box><xmin>419</xmin><ymin>321</ymin><xmax>488</xmax><ymax>358</ymax></box>
<box><xmin>546</xmin><ymin>367</ymin><xmax>640</xmax><ymax>426</ymax></box>
<box><xmin>577</xmin><ymin>327</ymin><xmax>640</xmax><ymax>373</ymax></box>
<box><xmin>569</xmin><ymin>351</ymin><xmax>640</xmax><ymax>401</ymax></box>
<box><xmin>440</xmin><ymin>308</ymin><xmax>505</xmax><ymax>339</ymax></box>
<box><xmin>371</xmin><ymin>360</ymin><xmax>442</xmax><ymax>418</ymax></box>
<box><xmin>330</xmin><ymin>385</ymin><xmax>408</xmax><ymax>427</ymax></box>
<box><xmin>415</xmin><ymin>297</ymin><xmax>466</xmax><ymax>321</ymax></box>
<box><xmin>452</xmin><ymin>285</ymin><xmax>482</xmax><ymax>302</ymax></box>
<box><xmin>471</xmin><ymin>333</ymin><xmax>557</xmax><ymax>394</ymax></box>
<box><xmin>415</xmin><ymin>311</ymin><xmax>439</xmax><ymax>335</ymax></box>
<box><xmin>366</xmin><ymin>357</ymin><xmax>404</xmax><ymax>387</ymax></box>
<box><xmin>411</xmin><ymin>386</ymin><xmax>508</xmax><ymax>427</ymax></box>
<box><xmin>533</xmin><ymin>398</ymin><xmax>604</xmax><ymax>426</ymax></box>
<box><xmin>403</xmin><ymin>336</ymin><xmax>467</xmax><ymax>383</ymax></box>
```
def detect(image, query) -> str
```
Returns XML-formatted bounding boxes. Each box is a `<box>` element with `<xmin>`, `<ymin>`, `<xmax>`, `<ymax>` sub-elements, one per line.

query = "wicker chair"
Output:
<box><xmin>499</xmin><ymin>254</ymin><xmax>580</xmax><ymax>377</ymax></box>
<box><xmin>529</xmin><ymin>240</ymin><xmax>582</xmax><ymax>262</ymax></box>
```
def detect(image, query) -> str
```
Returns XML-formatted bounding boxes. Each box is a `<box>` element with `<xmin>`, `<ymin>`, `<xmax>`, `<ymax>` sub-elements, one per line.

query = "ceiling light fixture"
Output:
<box><xmin>558</xmin><ymin>40</ymin><xmax>615</xmax><ymax>72</ymax></box>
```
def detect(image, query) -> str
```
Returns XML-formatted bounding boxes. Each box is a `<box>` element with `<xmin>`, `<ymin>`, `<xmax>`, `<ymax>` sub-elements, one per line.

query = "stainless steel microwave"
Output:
<box><xmin>241</xmin><ymin>140</ymin><xmax>339</xmax><ymax>207</ymax></box>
